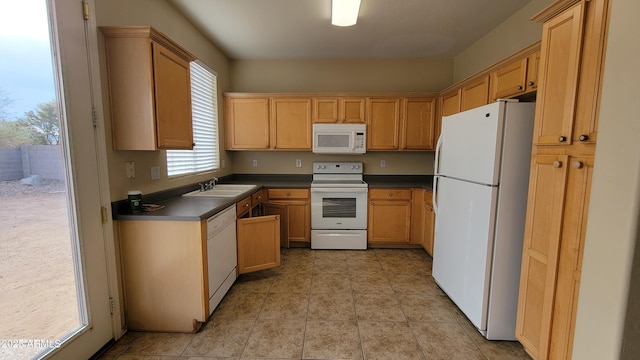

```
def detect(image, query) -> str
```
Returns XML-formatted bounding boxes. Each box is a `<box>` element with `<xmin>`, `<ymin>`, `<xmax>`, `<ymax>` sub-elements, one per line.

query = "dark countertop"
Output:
<box><xmin>112</xmin><ymin>174</ymin><xmax>433</xmax><ymax>221</ymax></box>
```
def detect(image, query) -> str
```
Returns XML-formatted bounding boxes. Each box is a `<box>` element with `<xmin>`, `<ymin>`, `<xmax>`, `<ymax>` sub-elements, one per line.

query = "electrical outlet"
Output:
<box><xmin>252</xmin><ymin>159</ymin><xmax>258</xmax><ymax>167</ymax></box>
<box><xmin>380</xmin><ymin>159</ymin><xmax>386</xmax><ymax>168</ymax></box>
<box><xmin>295</xmin><ymin>159</ymin><xmax>302</xmax><ymax>168</ymax></box>
<box><xmin>125</xmin><ymin>161</ymin><xmax>135</xmax><ymax>179</ymax></box>
<box><xmin>222</xmin><ymin>159</ymin><xmax>226</xmax><ymax>168</ymax></box>
<box><xmin>150</xmin><ymin>166</ymin><xmax>160</xmax><ymax>180</ymax></box>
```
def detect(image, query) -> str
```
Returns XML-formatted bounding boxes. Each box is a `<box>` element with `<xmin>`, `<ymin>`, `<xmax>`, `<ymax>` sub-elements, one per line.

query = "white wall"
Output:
<box><xmin>573</xmin><ymin>0</ymin><xmax>640</xmax><ymax>358</ymax></box>
<box><xmin>453</xmin><ymin>0</ymin><xmax>554</xmax><ymax>82</ymax></box>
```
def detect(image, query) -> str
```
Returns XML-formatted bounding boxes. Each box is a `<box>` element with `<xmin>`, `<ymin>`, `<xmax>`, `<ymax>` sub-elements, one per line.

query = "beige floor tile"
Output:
<box><xmin>281</xmin><ymin>248</ymin><xmax>313</xmax><ymax>260</ymax></box>
<box><xmin>313</xmin><ymin>249</ymin><xmax>347</xmax><ymax>260</ymax></box>
<box><xmin>269</xmin><ymin>272</ymin><xmax>312</xmax><ymax>293</ymax></box>
<box><xmin>311</xmin><ymin>272</ymin><xmax>351</xmax><ymax>293</ymax></box>
<box><xmin>303</xmin><ymin>320</ymin><xmax>363</xmax><ymax>360</ymax></box>
<box><xmin>387</xmin><ymin>274</ymin><xmax>432</xmax><ymax>293</ymax></box>
<box><xmin>179</xmin><ymin>356</ymin><xmax>235</xmax><ymax>360</ymax></box>
<box><xmin>458</xmin><ymin>319</ymin><xmax>532</xmax><ymax>359</ymax></box>
<box><xmin>104</xmin><ymin>331</ymin><xmax>143</xmax><ymax>354</ymax></box>
<box><xmin>259</xmin><ymin>292</ymin><xmax>309</xmax><ymax>319</ymax></box>
<box><xmin>308</xmin><ymin>292</ymin><xmax>356</xmax><ymax>321</ymax></box>
<box><xmin>411</xmin><ymin>321</ymin><xmax>486</xmax><ymax>359</ymax></box>
<box><xmin>182</xmin><ymin>318</ymin><xmax>254</xmax><ymax>357</ymax></box>
<box><xmin>397</xmin><ymin>293</ymin><xmax>459</xmax><ymax>323</ymax></box>
<box><xmin>374</xmin><ymin>248</ymin><xmax>410</xmax><ymax>261</ymax></box>
<box><xmin>241</xmin><ymin>319</ymin><xmax>305</xmax><ymax>358</ymax></box>
<box><xmin>213</xmin><ymin>291</ymin><xmax>266</xmax><ymax>319</ymax></box>
<box><xmin>233</xmin><ymin>270</ymin><xmax>276</xmax><ymax>293</ymax></box>
<box><xmin>347</xmin><ymin>258</ymin><xmax>385</xmax><ymax>274</ymax></box>
<box><xmin>380</xmin><ymin>259</ymin><xmax>423</xmax><ymax>275</ymax></box>
<box><xmin>118</xmin><ymin>355</ymin><xmax>182</xmax><ymax>360</ymax></box>
<box><xmin>358</xmin><ymin>321</ymin><xmax>425</xmax><ymax>360</ymax></box>
<box><xmin>345</xmin><ymin>249</ymin><xmax>378</xmax><ymax>261</ymax></box>
<box><xmin>277</xmin><ymin>256</ymin><xmax>314</xmax><ymax>274</ymax></box>
<box><xmin>313</xmin><ymin>257</ymin><xmax>349</xmax><ymax>273</ymax></box>
<box><xmin>354</xmin><ymin>293</ymin><xmax>406</xmax><ymax>321</ymax></box>
<box><xmin>350</xmin><ymin>273</ymin><xmax>393</xmax><ymax>294</ymax></box>
<box><xmin>123</xmin><ymin>332</ymin><xmax>193</xmax><ymax>356</ymax></box>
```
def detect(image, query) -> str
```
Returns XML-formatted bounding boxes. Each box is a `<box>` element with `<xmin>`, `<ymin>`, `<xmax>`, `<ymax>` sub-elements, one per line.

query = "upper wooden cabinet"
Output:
<box><xmin>460</xmin><ymin>75</ymin><xmax>490</xmax><ymax>112</ymax></box>
<box><xmin>489</xmin><ymin>50</ymin><xmax>541</xmax><ymax>101</ymax></box>
<box><xmin>100</xmin><ymin>26</ymin><xmax>195</xmax><ymax>151</ymax></box>
<box><xmin>270</xmin><ymin>98</ymin><xmax>312</xmax><ymax>150</ymax></box>
<box><xmin>367</xmin><ymin>96</ymin><xmax>437</xmax><ymax>151</ymax></box>
<box><xmin>225</xmin><ymin>97</ymin><xmax>270</xmax><ymax>150</ymax></box>
<box><xmin>532</xmin><ymin>3</ymin><xmax>585</xmax><ymax>146</ymax></box>
<box><xmin>312</xmin><ymin>97</ymin><xmax>366</xmax><ymax>123</ymax></box>
<box><xmin>400</xmin><ymin>98</ymin><xmax>436</xmax><ymax>150</ymax></box>
<box><xmin>367</xmin><ymin>98</ymin><xmax>402</xmax><ymax>150</ymax></box>
<box><xmin>224</xmin><ymin>95</ymin><xmax>311</xmax><ymax>150</ymax></box>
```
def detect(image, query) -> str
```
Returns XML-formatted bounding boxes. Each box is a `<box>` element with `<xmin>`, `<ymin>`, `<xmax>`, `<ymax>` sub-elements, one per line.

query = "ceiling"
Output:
<box><xmin>168</xmin><ymin>0</ymin><xmax>532</xmax><ymax>60</ymax></box>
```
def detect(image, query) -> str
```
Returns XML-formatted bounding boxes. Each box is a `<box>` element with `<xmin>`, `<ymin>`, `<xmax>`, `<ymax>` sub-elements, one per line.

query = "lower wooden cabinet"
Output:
<box><xmin>368</xmin><ymin>189</ymin><xmax>412</xmax><ymax>244</ymax></box>
<box><xmin>267</xmin><ymin>188</ymin><xmax>311</xmax><ymax>247</ymax></box>
<box><xmin>422</xmin><ymin>190</ymin><xmax>435</xmax><ymax>256</ymax></box>
<box><xmin>237</xmin><ymin>215</ymin><xmax>281</xmax><ymax>274</ymax></box>
<box><xmin>119</xmin><ymin>220</ymin><xmax>207</xmax><ymax>332</ymax></box>
<box><xmin>516</xmin><ymin>154</ymin><xmax>594</xmax><ymax>360</ymax></box>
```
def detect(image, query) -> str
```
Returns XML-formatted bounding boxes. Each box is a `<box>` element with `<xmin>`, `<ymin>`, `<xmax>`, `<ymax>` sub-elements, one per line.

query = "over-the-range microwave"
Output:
<box><xmin>312</xmin><ymin>123</ymin><xmax>366</xmax><ymax>154</ymax></box>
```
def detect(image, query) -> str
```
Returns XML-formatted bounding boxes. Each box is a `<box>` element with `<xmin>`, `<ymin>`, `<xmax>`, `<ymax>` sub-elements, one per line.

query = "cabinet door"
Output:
<box><xmin>367</xmin><ymin>98</ymin><xmax>401</xmax><ymax>150</ymax></box>
<box><xmin>573</xmin><ymin>0</ymin><xmax>609</xmax><ymax>145</ymax></box>
<box><xmin>461</xmin><ymin>75</ymin><xmax>489</xmax><ymax>112</ymax></box>
<box><xmin>548</xmin><ymin>156</ymin><xmax>594</xmax><ymax>360</ymax></box>
<box><xmin>490</xmin><ymin>58</ymin><xmax>528</xmax><ymax>101</ymax></box>
<box><xmin>312</xmin><ymin>98</ymin><xmax>339</xmax><ymax>123</ymax></box>
<box><xmin>225</xmin><ymin>97</ymin><xmax>270</xmax><ymax>149</ymax></box>
<box><xmin>270</xmin><ymin>98</ymin><xmax>312</xmax><ymax>149</ymax></box>
<box><xmin>533</xmin><ymin>3</ymin><xmax>585</xmax><ymax>146</ymax></box>
<box><xmin>525</xmin><ymin>51</ymin><xmax>541</xmax><ymax>92</ymax></box>
<box><xmin>441</xmin><ymin>90</ymin><xmax>461</xmax><ymax>117</ymax></box>
<box><xmin>516</xmin><ymin>155</ymin><xmax>569</xmax><ymax>359</ymax></box>
<box><xmin>237</xmin><ymin>215</ymin><xmax>280</xmax><ymax>274</ymax></box>
<box><xmin>368</xmin><ymin>198</ymin><xmax>411</xmax><ymax>244</ymax></box>
<box><xmin>341</xmin><ymin>98</ymin><xmax>366</xmax><ymax>123</ymax></box>
<box><xmin>153</xmin><ymin>42</ymin><xmax>193</xmax><ymax>149</ymax></box>
<box><xmin>401</xmin><ymin>98</ymin><xmax>436</xmax><ymax>150</ymax></box>
<box><xmin>287</xmin><ymin>201</ymin><xmax>310</xmax><ymax>244</ymax></box>
<box><xmin>423</xmin><ymin>190</ymin><xmax>435</xmax><ymax>257</ymax></box>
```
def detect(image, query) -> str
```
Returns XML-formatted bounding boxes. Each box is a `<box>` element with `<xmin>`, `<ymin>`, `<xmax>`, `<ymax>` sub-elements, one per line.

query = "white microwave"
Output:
<box><xmin>312</xmin><ymin>123</ymin><xmax>366</xmax><ymax>154</ymax></box>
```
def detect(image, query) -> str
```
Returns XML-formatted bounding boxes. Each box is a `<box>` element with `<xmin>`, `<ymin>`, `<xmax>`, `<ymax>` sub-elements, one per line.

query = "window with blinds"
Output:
<box><xmin>166</xmin><ymin>61</ymin><xmax>219</xmax><ymax>177</ymax></box>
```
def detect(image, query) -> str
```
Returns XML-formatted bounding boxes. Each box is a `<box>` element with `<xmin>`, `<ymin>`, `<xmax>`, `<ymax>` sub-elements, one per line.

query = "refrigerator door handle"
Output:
<box><xmin>434</xmin><ymin>133</ymin><xmax>444</xmax><ymax>175</ymax></box>
<box><xmin>432</xmin><ymin>175</ymin><xmax>439</xmax><ymax>215</ymax></box>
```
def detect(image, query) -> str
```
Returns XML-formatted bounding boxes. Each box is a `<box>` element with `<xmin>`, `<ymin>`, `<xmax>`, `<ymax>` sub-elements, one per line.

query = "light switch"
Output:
<box><xmin>125</xmin><ymin>161</ymin><xmax>135</xmax><ymax>179</ymax></box>
<box><xmin>295</xmin><ymin>159</ymin><xmax>302</xmax><ymax>168</ymax></box>
<box><xmin>150</xmin><ymin>166</ymin><xmax>160</xmax><ymax>180</ymax></box>
<box><xmin>380</xmin><ymin>159</ymin><xmax>386</xmax><ymax>168</ymax></box>
<box><xmin>252</xmin><ymin>159</ymin><xmax>258</xmax><ymax>167</ymax></box>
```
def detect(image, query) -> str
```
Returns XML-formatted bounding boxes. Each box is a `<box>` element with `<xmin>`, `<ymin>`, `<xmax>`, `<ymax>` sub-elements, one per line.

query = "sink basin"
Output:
<box><xmin>182</xmin><ymin>184</ymin><xmax>257</xmax><ymax>197</ymax></box>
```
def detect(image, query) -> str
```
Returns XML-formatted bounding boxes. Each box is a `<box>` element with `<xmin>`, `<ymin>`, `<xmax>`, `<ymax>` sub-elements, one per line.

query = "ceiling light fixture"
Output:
<box><xmin>331</xmin><ymin>0</ymin><xmax>361</xmax><ymax>27</ymax></box>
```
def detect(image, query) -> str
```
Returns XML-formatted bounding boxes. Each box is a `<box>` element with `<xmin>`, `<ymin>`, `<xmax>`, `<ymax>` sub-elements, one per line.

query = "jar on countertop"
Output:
<box><xmin>128</xmin><ymin>190</ymin><xmax>143</xmax><ymax>213</ymax></box>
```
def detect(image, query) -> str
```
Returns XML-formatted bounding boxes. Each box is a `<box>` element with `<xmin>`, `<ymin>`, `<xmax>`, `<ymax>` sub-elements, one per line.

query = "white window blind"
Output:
<box><xmin>167</xmin><ymin>61</ymin><xmax>219</xmax><ymax>177</ymax></box>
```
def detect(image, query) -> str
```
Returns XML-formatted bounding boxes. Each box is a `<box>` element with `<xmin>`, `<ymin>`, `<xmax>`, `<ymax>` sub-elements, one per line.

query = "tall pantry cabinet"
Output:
<box><xmin>515</xmin><ymin>0</ymin><xmax>610</xmax><ymax>359</ymax></box>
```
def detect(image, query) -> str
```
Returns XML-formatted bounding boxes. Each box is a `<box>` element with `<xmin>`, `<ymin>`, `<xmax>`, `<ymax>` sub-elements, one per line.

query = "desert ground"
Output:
<box><xmin>0</xmin><ymin>180</ymin><xmax>79</xmax><ymax>359</ymax></box>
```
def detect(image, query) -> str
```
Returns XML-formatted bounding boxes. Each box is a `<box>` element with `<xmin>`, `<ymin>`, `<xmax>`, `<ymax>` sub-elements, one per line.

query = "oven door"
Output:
<box><xmin>311</xmin><ymin>187</ymin><xmax>368</xmax><ymax>230</ymax></box>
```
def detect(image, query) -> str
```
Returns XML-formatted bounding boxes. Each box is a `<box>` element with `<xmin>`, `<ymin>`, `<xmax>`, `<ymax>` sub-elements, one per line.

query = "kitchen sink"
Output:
<box><xmin>182</xmin><ymin>184</ymin><xmax>257</xmax><ymax>197</ymax></box>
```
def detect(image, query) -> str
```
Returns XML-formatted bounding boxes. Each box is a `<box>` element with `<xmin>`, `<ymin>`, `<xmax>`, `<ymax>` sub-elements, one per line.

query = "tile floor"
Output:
<box><xmin>98</xmin><ymin>248</ymin><xmax>532</xmax><ymax>360</ymax></box>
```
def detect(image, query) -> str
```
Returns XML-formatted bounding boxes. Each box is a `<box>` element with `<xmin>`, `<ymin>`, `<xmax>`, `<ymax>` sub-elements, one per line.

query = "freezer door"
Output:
<box><xmin>432</xmin><ymin>177</ymin><xmax>497</xmax><ymax>333</ymax></box>
<box><xmin>437</xmin><ymin>102</ymin><xmax>504</xmax><ymax>185</ymax></box>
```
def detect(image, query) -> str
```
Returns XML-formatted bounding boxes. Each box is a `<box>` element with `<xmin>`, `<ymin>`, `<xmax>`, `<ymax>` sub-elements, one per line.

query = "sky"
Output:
<box><xmin>0</xmin><ymin>0</ymin><xmax>56</xmax><ymax>120</ymax></box>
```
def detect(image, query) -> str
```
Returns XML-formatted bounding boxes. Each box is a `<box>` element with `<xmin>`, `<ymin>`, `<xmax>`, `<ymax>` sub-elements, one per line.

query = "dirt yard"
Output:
<box><xmin>0</xmin><ymin>180</ymin><xmax>79</xmax><ymax>359</ymax></box>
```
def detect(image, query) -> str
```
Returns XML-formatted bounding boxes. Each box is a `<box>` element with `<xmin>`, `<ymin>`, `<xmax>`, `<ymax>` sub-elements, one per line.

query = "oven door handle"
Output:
<box><xmin>311</xmin><ymin>188</ymin><xmax>368</xmax><ymax>193</ymax></box>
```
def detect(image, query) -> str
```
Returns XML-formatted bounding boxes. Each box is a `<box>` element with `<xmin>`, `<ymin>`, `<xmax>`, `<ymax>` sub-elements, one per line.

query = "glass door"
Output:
<box><xmin>0</xmin><ymin>0</ymin><xmax>113</xmax><ymax>358</ymax></box>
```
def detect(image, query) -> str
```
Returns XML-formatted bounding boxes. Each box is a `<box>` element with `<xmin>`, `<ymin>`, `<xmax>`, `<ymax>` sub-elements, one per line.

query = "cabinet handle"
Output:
<box><xmin>558</xmin><ymin>136</ymin><xmax>567</xmax><ymax>143</ymax></box>
<box><xmin>286</xmin><ymin>192</ymin><xmax>291</xmax><ymax>197</ymax></box>
<box><xmin>244</xmin><ymin>203</ymin><xmax>249</xmax><ymax>208</ymax></box>
<box><xmin>572</xmin><ymin>161</ymin><xmax>584</xmax><ymax>169</ymax></box>
<box><xmin>370</xmin><ymin>201</ymin><xmax>374</xmax><ymax>205</ymax></box>
<box><xmin>388</xmin><ymin>192</ymin><xmax>393</xmax><ymax>197</ymax></box>
<box><xmin>579</xmin><ymin>134</ymin><xmax>589</xmax><ymax>142</ymax></box>
<box><xmin>553</xmin><ymin>160</ymin><xmax>562</xmax><ymax>168</ymax></box>
<box><xmin>518</xmin><ymin>85</ymin><xmax>523</xmax><ymax>90</ymax></box>
<box><xmin>528</xmin><ymin>81</ymin><xmax>535</xmax><ymax>86</ymax></box>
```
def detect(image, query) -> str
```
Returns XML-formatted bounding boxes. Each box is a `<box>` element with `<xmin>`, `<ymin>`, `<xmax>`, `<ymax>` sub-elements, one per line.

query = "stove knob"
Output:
<box><xmin>350</xmin><ymin>165</ymin><xmax>355</xmax><ymax>169</ymax></box>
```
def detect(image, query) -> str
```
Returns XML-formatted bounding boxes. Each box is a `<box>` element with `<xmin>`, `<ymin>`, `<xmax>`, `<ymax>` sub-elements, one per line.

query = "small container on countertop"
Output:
<box><xmin>128</xmin><ymin>190</ymin><xmax>143</xmax><ymax>214</ymax></box>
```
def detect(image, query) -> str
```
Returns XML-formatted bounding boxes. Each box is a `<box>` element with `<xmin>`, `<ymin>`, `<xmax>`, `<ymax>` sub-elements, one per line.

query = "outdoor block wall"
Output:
<box><xmin>0</xmin><ymin>145</ymin><xmax>64</xmax><ymax>181</ymax></box>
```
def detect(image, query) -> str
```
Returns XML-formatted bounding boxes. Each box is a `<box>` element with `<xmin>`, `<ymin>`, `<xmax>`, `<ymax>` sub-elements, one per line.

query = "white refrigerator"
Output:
<box><xmin>432</xmin><ymin>100</ymin><xmax>535</xmax><ymax>340</ymax></box>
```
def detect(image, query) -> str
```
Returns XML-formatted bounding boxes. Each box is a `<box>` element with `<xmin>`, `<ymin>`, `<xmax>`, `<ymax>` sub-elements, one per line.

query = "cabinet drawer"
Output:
<box><xmin>268</xmin><ymin>188</ymin><xmax>309</xmax><ymax>200</ymax></box>
<box><xmin>369</xmin><ymin>189</ymin><xmax>412</xmax><ymax>200</ymax></box>
<box><xmin>236</xmin><ymin>196</ymin><xmax>251</xmax><ymax>217</ymax></box>
<box><xmin>251</xmin><ymin>189</ymin><xmax>266</xmax><ymax>206</ymax></box>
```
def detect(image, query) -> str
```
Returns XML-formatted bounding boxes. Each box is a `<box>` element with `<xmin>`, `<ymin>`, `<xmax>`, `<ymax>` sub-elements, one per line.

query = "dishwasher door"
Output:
<box><xmin>206</xmin><ymin>205</ymin><xmax>237</xmax><ymax>314</ymax></box>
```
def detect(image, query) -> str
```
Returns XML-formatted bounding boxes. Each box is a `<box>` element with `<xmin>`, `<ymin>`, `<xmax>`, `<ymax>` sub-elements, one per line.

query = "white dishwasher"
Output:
<box><xmin>206</xmin><ymin>204</ymin><xmax>237</xmax><ymax>316</ymax></box>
